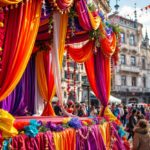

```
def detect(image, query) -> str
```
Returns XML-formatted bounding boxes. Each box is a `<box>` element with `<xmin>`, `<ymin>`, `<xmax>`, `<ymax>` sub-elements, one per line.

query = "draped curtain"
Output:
<box><xmin>52</xmin><ymin>12</ymin><xmax>68</xmax><ymax>107</ymax></box>
<box><xmin>36</xmin><ymin>50</ymin><xmax>55</xmax><ymax>116</ymax></box>
<box><xmin>0</xmin><ymin>55</ymin><xmax>35</xmax><ymax>116</ymax></box>
<box><xmin>67</xmin><ymin>31</ymin><xmax>117</xmax><ymax>119</ymax></box>
<box><xmin>0</xmin><ymin>0</ymin><xmax>42</xmax><ymax>101</ymax></box>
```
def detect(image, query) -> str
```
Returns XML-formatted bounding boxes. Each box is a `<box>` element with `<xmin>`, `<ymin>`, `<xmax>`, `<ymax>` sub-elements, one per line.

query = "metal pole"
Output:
<box><xmin>87</xmin><ymin>85</ymin><xmax>90</xmax><ymax>116</ymax></box>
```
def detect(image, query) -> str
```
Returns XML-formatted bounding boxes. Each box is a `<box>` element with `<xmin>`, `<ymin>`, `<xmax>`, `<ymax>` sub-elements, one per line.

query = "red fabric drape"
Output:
<box><xmin>67</xmin><ymin>41</ymin><xmax>94</xmax><ymax>63</ymax></box>
<box><xmin>67</xmin><ymin>40</ymin><xmax>99</xmax><ymax>97</ymax></box>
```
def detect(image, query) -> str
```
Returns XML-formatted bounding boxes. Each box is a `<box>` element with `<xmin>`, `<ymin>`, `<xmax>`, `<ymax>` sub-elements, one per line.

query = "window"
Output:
<box><xmin>132</xmin><ymin>77</ymin><xmax>136</xmax><ymax>86</ymax></box>
<box><xmin>64</xmin><ymin>71</ymin><xmax>67</xmax><ymax>79</ymax></box>
<box><xmin>129</xmin><ymin>34</ymin><xmax>135</xmax><ymax>45</ymax></box>
<box><xmin>64</xmin><ymin>92</ymin><xmax>67</xmax><ymax>98</ymax></box>
<box><xmin>131</xmin><ymin>56</ymin><xmax>136</xmax><ymax>66</ymax></box>
<box><xmin>143</xmin><ymin>77</ymin><xmax>146</xmax><ymax>88</ymax></box>
<box><xmin>142</xmin><ymin>58</ymin><xmax>146</xmax><ymax>69</ymax></box>
<box><xmin>120</xmin><ymin>54</ymin><xmax>126</xmax><ymax>64</ymax></box>
<box><xmin>76</xmin><ymin>74</ymin><xmax>79</xmax><ymax>81</ymax></box>
<box><xmin>81</xmin><ymin>64</ymin><xmax>84</xmax><ymax>70</ymax></box>
<box><xmin>120</xmin><ymin>32</ymin><xmax>125</xmax><ymax>43</ymax></box>
<box><xmin>121</xmin><ymin>76</ymin><xmax>126</xmax><ymax>86</ymax></box>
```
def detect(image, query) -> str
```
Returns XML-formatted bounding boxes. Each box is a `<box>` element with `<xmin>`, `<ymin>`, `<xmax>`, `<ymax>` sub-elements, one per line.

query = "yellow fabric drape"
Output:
<box><xmin>104</xmin><ymin>106</ymin><xmax>117</xmax><ymax>121</ymax></box>
<box><xmin>0</xmin><ymin>109</ymin><xmax>18</xmax><ymax>138</ymax></box>
<box><xmin>0</xmin><ymin>0</ymin><xmax>42</xmax><ymax>101</ymax></box>
<box><xmin>58</xmin><ymin>13</ymin><xmax>68</xmax><ymax>66</ymax></box>
<box><xmin>0</xmin><ymin>0</ymin><xmax>22</xmax><ymax>6</ymax></box>
<box><xmin>53</xmin><ymin>128</ymin><xmax>76</xmax><ymax>150</ymax></box>
<box><xmin>99</xmin><ymin>122</ymin><xmax>111</xmax><ymax>150</ymax></box>
<box><xmin>88</xmin><ymin>9</ymin><xmax>101</xmax><ymax>30</ymax></box>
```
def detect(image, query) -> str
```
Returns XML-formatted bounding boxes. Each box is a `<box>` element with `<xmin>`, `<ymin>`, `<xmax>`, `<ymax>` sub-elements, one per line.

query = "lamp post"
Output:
<box><xmin>82</xmin><ymin>81</ymin><xmax>90</xmax><ymax>116</ymax></box>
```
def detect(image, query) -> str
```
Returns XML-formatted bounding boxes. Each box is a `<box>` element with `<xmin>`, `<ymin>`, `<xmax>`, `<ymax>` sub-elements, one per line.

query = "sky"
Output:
<box><xmin>110</xmin><ymin>0</ymin><xmax>150</xmax><ymax>37</ymax></box>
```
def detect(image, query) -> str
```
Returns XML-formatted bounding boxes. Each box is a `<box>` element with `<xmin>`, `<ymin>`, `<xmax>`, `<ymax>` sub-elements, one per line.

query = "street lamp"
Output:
<box><xmin>82</xmin><ymin>80</ymin><xmax>90</xmax><ymax>116</ymax></box>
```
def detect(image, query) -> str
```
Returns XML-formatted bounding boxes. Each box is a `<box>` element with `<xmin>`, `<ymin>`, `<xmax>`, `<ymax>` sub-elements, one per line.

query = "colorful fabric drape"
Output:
<box><xmin>75</xmin><ymin>0</ymin><xmax>92</xmax><ymax>31</ymax></box>
<box><xmin>0</xmin><ymin>109</ymin><xmax>18</xmax><ymax>138</ymax></box>
<box><xmin>0</xmin><ymin>56</ymin><xmax>35</xmax><ymax>116</ymax></box>
<box><xmin>0</xmin><ymin>0</ymin><xmax>22</xmax><ymax>6</ymax></box>
<box><xmin>87</xmin><ymin>9</ymin><xmax>101</xmax><ymax>30</ymax></box>
<box><xmin>76</xmin><ymin>125</ymin><xmax>106</xmax><ymax>150</ymax></box>
<box><xmin>53</xmin><ymin>128</ymin><xmax>76</xmax><ymax>150</ymax></box>
<box><xmin>55</xmin><ymin>0</ymin><xmax>73</xmax><ymax>10</ymax></box>
<box><xmin>36</xmin><ymin>50</ymin><xmax>55</xmax><ymax>116</ymax></box>
<box><xmin>0</xmin><ymin>0</ymin><xmax>42</xmax><ymax>101</ymax></box>
<box><xmin>52</xmin><ymin>12</ymin><xmax>68</xmax><ymax>107</ymax></box>
<box><xmin>67</xmin><ymin>41</ymin><xmax>94</xmax><ymax>63</ymax></box>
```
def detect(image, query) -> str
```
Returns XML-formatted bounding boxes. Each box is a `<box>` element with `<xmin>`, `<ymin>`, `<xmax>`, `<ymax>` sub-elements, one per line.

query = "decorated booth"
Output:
<box><xmin>0</xmin><ymin>0</ymin><xmax>130</xmax><ymax>149</ymax></box>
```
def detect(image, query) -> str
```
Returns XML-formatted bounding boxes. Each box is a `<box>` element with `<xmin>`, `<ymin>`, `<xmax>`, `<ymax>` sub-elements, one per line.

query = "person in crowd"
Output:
<box><xmin>145</xmin><ymin>108</ymin><xmax>150</xmax><ymax>121</ymax></box>
<box><xmin>118</xmin><ymin>104</ymin><xmax>124</xmax><ymax>123</ymax></box>
<box><xmin>81</xmin><ymin>102</ymin><xmax>87</xmax><ymax>116</ymax></box>
<box><xmin>90</xmin><ymin>105</ymin><xmax>97</xmax><ymax>116</ymax></box>
<box><xmin>77</xmin><ymin>104</ymin><xmax>84</xmax><ymax>117</ymax></box>
<box><xmin>133</xmin><ymin>119</ymin><xmax>150</xmax><ymax>150</ymax></box>
<box><xmin>140</xmin><ymin>105</ymin><xmax>145</xmax><ymax>116</ymax></box>
<box><xmin>66</xmin><ymin>100</ymin><xmax>74</xmax><ymax>114</ymax></box>
<box><xmin>136</xmin><ymin>111</ymin><xmax>144</xmax><ymax>122</ymax></box>
<box><xmin>113</xmin><ymin>104</ymin><xmax>120</xmax><ymax>119</ymax></box>
<box><xmin>54</xmin><ymin>101</ymin><xmax>62</xmax><ymax>116</ymax></box>
<box><xmin>122</xmin><ymin>105</ymin><xmax>128</xmax><ymax>126</ymax></box>
<box><xmin>127</xmin><ymin>109</ymin><xmax>137</xmax><ymax>140</ymax></box>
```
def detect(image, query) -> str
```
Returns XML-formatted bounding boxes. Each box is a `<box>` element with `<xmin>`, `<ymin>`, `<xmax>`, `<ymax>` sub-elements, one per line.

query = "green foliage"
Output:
<box><xmin>88</xmin><ymin>3</ymin><xmax>96</xmax><ymax>12</ymax></box>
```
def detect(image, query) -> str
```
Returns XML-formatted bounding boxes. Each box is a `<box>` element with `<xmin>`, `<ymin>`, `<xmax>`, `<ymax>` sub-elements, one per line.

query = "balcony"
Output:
<box><xmin>113</xmin><ymin>86</ymin><xmax>143</xmax><ymax>93</ymax></box>
<box><xmin>120</xmin><ymin>65</ymin><xmax>140</xmax><ymax>73</ymax></box>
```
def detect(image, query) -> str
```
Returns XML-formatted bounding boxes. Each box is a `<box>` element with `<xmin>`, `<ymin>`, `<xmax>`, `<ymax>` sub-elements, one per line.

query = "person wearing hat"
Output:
<box><xmin>133</xmin><ymin>119</ymin><xmax>150</xmax><ymax>150</ymax></box>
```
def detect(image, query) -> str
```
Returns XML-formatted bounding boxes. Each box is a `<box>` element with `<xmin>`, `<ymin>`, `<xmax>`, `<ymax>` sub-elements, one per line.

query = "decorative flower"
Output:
<box><xmin>68</xmin><ymin>118</ymin><xmax>82</xmax><ymax>129</ymax></box>
<box><xmin>118</xmin><ymin>127</ymin><xmax>126</xmax><ymax>138</ymax></box>
<box><xmin>82</xmin><ymin>121</ymin><xmax>88</xmax><ymax>126</ymax></box>
<box><xmin>46</xmin><ymin>122</ymin><xmax>64</xmax><ymax>132</ymax></box>
<box><xmin>62</xmin><ymin>118</ymin><xmax>71</xmax><ymax>124</ymax></box>
<box><xmin>30</xmin><ymin>120</ymin><xmax>40</xmax><ymax>127</ymax></box>
<box><xmin>93</xmin><ymin>117</ymin><xmax>99</xmax><ymax>124</ymax></box>
<box><xmin>24</xmin><ymin>125</ymin><xmax>39</xmax><ymax>137</ymax></box>
<box><xmin>24</xmin><ymin>120</ymin><xmax>40</xmax><ymax>137</ymax></box>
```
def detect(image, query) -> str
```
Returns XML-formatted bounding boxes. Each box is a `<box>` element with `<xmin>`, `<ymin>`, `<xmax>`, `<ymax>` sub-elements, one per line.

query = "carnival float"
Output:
<box><xmin>0</xmin><ymin>0</ymin><xmax>130</xmax><ymax>149</ymax></box>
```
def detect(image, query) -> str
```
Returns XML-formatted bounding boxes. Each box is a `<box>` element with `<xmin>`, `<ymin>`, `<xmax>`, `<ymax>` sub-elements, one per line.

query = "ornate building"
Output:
<box><xmin>109</xmin><ymin>14</ymin><xmax>150</xmax><ymax>104</ymax></box>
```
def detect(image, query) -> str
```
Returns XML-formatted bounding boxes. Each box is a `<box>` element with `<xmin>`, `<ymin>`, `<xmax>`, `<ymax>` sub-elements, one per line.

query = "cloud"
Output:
<box><xmin>118</xmin><ymin>6</ymin><xmax>150</xmax><ymax>37</ymax></box>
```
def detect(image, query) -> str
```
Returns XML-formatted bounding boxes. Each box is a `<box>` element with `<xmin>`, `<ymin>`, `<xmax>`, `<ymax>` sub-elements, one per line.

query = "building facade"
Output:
<box><xmin>109</xmin><ymin>14</ymin><xmax>150</xmax><ymax>104</ymax></box>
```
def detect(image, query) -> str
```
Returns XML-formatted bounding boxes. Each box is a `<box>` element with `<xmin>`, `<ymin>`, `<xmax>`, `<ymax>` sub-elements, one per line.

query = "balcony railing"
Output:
<box><xmin>112</xmin><ymin>85</ymin><xmax>150</xmax><ymax>93</ymax></box>
<box><xmin>120</xmin><ymin>65</ymin><xmax>140</xmax><ymax>73</ymax></box>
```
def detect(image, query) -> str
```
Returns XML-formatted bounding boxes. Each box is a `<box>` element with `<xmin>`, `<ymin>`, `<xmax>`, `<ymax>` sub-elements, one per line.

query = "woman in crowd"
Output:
<box><xmin>133</xmin><ymin>119</ymin><xmax>150</xmax><ymax>150</ymax></box>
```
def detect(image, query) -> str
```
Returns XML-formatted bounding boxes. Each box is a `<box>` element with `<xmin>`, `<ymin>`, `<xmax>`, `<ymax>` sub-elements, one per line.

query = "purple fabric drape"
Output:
<box><xmin>76</xmin><ymin>125</ymin><xmax>106</xmax><ymax>150</ymax></box>
<box><xmin>0</xmin><ymin>55</ymin><xmax>35</xmax><ymax>116</ymax></box>
<box><xmin>112</xmin><ymin>123</ymin><xmax>126</xmax><ymax>150</ymax></box>
<box><xmin>94</xmin><ymin>49</ymin><xmax>108</xmax><ymax>107</ymax></box>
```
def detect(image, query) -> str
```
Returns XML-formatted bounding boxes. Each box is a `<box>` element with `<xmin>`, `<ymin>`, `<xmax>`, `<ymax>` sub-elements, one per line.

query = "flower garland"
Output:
<box><xmin>67</xmin><ymin>51</ymin><xmax>70</xmax><ymax>96</ymax></box>
<box><xmin>73</xmin><ymin>61</ymin><xmax>76</xmax><ymax>101</ymax></box>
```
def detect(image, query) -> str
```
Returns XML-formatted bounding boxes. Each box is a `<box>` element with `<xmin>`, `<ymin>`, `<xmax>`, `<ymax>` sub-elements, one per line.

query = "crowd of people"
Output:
<box><xmin>53</xmin><ymin>101</ymin><xmax>150</xmax><ymax>149</ymax></box>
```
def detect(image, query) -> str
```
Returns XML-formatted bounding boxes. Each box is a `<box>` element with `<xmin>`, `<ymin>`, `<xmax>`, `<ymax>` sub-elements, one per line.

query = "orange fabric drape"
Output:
<box><xmin>99</xmin><ymin>122</ymin><xmax>111</xmax><ymax>150</ymax></box>
<box><xmin>0</xmin><ymin>0</ymin><xmax>42</xmax><ymax>101</ymax></box>
<box><xmin>53</xmin><ymin>128</ymin><xmax>76</xmax><ymax>150</ymax></box>
<box><xmin>67</xmin><ymin>40</ymin><xmax>99</xmax><ymax>99</ymax></box>
<box><xmin>36</xmin><ymin>50</ymin><xmax>55</xmax><ymax>116</ymax></box>
<box><xmin>67</xmin><ymin>41</ymin><xmax>94</xmax><ymax>63</ymax></box>
<box><xmin>0</xmin><ymin>0</ymin><xmax>22</xmax><ymax>6</ymax></box>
